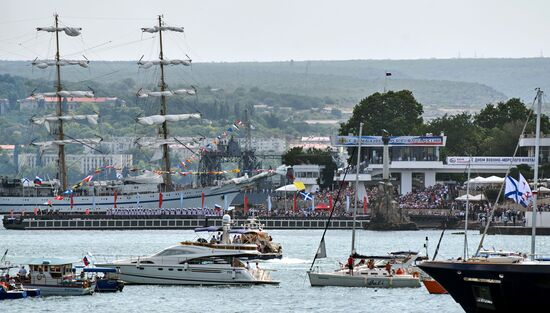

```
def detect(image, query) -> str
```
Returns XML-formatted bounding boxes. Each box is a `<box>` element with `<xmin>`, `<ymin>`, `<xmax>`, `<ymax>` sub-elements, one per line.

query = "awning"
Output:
<box><xmin>82</xmin><ymin>267</ymin><xmax>117</xmax><ymax>273</ymax></box>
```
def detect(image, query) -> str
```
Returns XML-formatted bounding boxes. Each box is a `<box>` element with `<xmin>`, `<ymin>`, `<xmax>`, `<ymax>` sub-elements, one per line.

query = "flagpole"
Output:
<box><xmin>531</xmin><ymin>88</ymin><xmax>543</xmax><ymax>260</ymax></box>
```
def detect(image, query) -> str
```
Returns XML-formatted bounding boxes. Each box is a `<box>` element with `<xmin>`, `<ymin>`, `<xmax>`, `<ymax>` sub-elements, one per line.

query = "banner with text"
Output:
<box><xmin>334</xmin><ymin>135</ymin><xmax>445</xmax><ymax>147</ymax></box>
<box><xmin>446</xmin><ymin>156</ymin><xmax>535</xmax><ymax>166</ymax></box>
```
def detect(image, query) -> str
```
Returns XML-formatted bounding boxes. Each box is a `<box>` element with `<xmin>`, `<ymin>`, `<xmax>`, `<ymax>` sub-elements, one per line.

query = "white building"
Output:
<box><xmin>235</xmin><ymin>138</ymin><xmax>287</xmax><ymax>153</ymax></box>
<box><xmin>18</xmin><ymin>153</ymin><xmax>133</xmax><ymax>174</ymax></box>
<box><xmin>293</xmin><ymin>164</ymin><xmax>324</xmax><ymax>193</ymax></box>
<box><xmin>333</xmin><ymin>134</ymin><xmax>531</xmax><ymax>197</ymax></box>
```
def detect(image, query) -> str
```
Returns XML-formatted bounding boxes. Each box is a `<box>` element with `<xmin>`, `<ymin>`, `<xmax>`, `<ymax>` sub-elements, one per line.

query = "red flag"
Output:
<box><xmin>201</xmin><ymin>192</ymin><xmax>205</xmax><ymax>208</ymax></box>
<box><xmin>329</xmin><ymin>194</ymin><xmax>333</xmax><ymax>210</ymax></box>
<box><xmin>54</xmin><ymin>195</ymin><xmax>63</xmax><ymax>200</ymax></box>
<box><xmin>114</xmin><ymin>190</ymin><xmax>118</xmax><ymax>208</ymax></box>
<box><xmin>244</xmin><ymin>195</ymin><xmax>249</xmax><ymax>214</ymax></box>
<box><xmin>293</xmin><ymin>193</ymin><xmax>298</xmax><ymax>212</ymax></box>
<box><xmin>159</xmin><ymin>192</ymin><xmax>163</xmax><ymax>208</ymax></box>
<box><xmin>83</xmin><ymin>256</ymin><xmax>89</xmax><ymax>266</ymax></box>
<box><xmin>363</xmin><ymin>196</ymin><xmax>367</xmax><ymax>214</ymax></box>
<box><xmin>33</xmin><ymin>208</ymin><xmax>38</xmax><ymax>215</ymax></box>
<box><xmin>70</xmin><ymin>193</ymin><xmax>74</xmax><ymax>209</ymax></box>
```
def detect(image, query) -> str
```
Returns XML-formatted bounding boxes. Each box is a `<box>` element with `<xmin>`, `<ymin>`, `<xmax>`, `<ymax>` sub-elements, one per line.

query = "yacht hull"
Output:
<box><xmin>0</xmin><ymin>185</ymin><xmax>239</xmax><ymax>213</ymax></box>
<box><xmin>308</xmin><ymin>271</ymin><xmax>421</xmax><ymax>288</ymax></box>
<box><xmin>106</xmin><ymin>264</ymin><xmax>275</xmax><ymax>285</ymax></box>
<box><xmin>24</xmin><ymin>284</ymin><xmax>94</xmax><ymax>296</ymax></box>
<box><xmin>419</xmin><ymin>261</ymin><xmax>550</xmax><ymax>312</ymax></box>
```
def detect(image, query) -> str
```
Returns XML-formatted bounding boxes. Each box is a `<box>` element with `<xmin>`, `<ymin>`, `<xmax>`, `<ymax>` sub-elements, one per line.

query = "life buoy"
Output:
<box><xmin>36</xmin><ymin>273</ymin><xmax>44</xmax><ymax>280</ymax></box>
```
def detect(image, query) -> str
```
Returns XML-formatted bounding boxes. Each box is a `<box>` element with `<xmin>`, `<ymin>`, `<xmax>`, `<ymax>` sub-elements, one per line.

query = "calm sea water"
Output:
<box><xmin>1</xmin><ymin>222</ymin><xmax>547</xmax><ymax>313</ymax></box>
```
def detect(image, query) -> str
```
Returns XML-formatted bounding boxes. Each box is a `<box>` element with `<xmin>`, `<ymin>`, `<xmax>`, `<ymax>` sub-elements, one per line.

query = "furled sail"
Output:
<box><xmin>31</xmin><ymin>138</ymin><xmax>102</xmax><ymax>149</ymax></box>
<box><xmin>31</xmin><ymin>114</ymin><xmax>99</xmax><ymax>132</ymax></box>
<box><xmin>36</xmin><ymin>26</ymin><xmax>82</xmax><ymax>36</ymax></box>
<box><xmin>32</xmin><ymin>59</ymin><xmax>89</xmax><ymax>69</ymax></box>
<box><xmin>137</xmin><ymin>88</ymin><xmax>196</xmax><ymax>98</ymax></box>
<box><xmin>138</xmin><ymin>58</ymin><xmax>192</xmax><ymax>69</ymax></box>
<box><xmin>141</xmin><ymin>26</ymin><xmax>184</xmax><ymax>33</ymax></box>
<box><xmin>136</xmin><ymin>114</ymin><xmax>200</xmax><ymax>126</ymax></box>
<box><xmin>32</xmin><ymin>91</ymin><xmax>95</xmax><ymax>98</ymax></box>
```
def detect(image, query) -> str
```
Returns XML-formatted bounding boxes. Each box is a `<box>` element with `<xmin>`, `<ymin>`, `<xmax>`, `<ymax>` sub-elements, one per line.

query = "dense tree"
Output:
<box><xmin>339</xmin><ymin>90</ymin><xmax>423</xmax><ymax>136</ymax></box>
<box><xmin>475</xmin><ymin>98</ymin><xmax>550</xmax><ymax>134</ymax></box>
<box><xmin>425</xmin><ymin>113</ymin><xmax>483</xmax><ymax>158</ymax></box>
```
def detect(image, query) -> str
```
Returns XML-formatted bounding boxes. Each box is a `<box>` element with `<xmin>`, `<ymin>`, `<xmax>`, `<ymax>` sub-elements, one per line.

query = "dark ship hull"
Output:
<box><xmin>419</xmin><ymin>261</ymin><xmax>550</xmax><ymax>312</ymax></box>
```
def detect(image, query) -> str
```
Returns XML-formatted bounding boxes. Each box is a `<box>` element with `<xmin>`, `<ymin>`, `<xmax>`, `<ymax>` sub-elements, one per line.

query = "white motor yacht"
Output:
<box><xmin>99</xmin><ymin>215</ymin><xmax>278</xmax><ymax>285</ymax></box>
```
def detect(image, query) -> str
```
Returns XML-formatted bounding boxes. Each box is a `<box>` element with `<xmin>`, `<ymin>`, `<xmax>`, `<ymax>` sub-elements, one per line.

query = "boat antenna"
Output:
<box><xmin>475</xmin><ymin>89</ymin><xmax>540</xmax><ymax>257</ymax></box>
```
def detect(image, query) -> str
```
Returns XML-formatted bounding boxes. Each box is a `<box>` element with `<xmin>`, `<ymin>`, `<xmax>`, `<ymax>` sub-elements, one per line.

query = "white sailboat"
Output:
<box><xmin>307</xmin><ymin>122</ymin><xmax>421</xmax><ymax>288</ymax></box>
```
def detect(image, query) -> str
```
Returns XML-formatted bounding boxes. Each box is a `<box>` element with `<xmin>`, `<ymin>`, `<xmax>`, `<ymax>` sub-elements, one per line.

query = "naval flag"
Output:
<box><xmin>518</xmin><ymin>174</ymin><xmax>533</xmax><ymax>208</ymax></box>
<box><xmin>505</xmin><ymin>174</ymin><xmax>533</xmax><ymax>208</ymax></box>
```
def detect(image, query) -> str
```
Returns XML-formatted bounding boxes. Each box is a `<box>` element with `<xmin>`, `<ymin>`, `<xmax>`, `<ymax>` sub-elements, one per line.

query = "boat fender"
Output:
<box><xmin>232</xmin><ymin>269</ymin><xmax>236</xmax><ymax>280</ymax></box>
<box><xmin>36</xmin><ymin>274</ymin><xmax>44</xmax><ymax>280</ymax></box>
<box><xmin>184</xmin><ymin>262</ymin><xmax>189</xmax><ymax>271</ymax></box>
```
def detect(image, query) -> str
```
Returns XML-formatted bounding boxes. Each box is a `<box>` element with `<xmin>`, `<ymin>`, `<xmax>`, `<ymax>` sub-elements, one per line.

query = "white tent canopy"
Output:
<box><xmin>467</xmin><ymin>176</ymin><xmax>504</xmax><ymax>184</ymax></box>
<box><xmin>484</xmin><ymin>175</ymin><xmax>504</xmax><ymax>184</ymax></box>
<box><xmin>275</xmin><ymin>184</ymin><xmax>300</xmax><ymax>192</ymax></box>
<box><xmin>455</xmin><ymin>194</ymin><xmax>475</xmax><ymax>201</ymax></box>
<box><xmin>470</xmin><ymin>194</ymin><xmax>487</xmax><ymax>201</ymax></box>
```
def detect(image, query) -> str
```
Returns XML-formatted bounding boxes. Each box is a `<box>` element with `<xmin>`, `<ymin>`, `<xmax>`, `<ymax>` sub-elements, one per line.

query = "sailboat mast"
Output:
<box><xmin>531</xmin><ymin>88</ymin><xmax>543</xmax><ymax>260</ymax></box>
<box><xmin>54</xmin><ymin>13</ymin><xmax>67</xmax><ymax>191</ymax></box>
<box><xmin>157</xmin><ymin>15</ymin><xmax>173</xmax><ymax>191</ymax></box>
<box><xmin>463</xmin><ymin>160</ymin><xmax>471</xmax><ymax>260</ymax></box>
<box><xmin>351</xmin><ymin>122</ymin><xmax>363</xmax><ymax>255</ymax></box>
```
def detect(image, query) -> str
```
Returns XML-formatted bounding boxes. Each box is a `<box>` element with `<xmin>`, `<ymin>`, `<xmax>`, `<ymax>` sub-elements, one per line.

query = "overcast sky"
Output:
<box><xmin>2</xmin><ymin>0</ymin><xmax>549</xmax><ymax>62</ymax></box>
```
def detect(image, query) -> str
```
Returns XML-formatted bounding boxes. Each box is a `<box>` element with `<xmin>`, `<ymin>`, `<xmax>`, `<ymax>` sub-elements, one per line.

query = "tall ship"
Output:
<box><xmin>0</xmin><ymin>15</ymin><xmax>269</xmax><ymax>214</ymax></box>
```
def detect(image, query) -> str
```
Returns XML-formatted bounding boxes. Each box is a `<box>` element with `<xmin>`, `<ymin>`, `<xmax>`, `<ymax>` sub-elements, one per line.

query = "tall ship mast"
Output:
<box><xmin>31</xmin><ymin>14</ymin><xmax>99</xmax><ymax>192</ymax></box>
<box><xmin>136</xmin><ymin>15</ymin><xmax>199</xmax><ymax>191</ymax></box>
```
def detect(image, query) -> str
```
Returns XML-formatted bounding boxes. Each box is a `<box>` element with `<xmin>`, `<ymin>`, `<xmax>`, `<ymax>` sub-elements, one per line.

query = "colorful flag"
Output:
<box><xmin>82</xmin><ymin>175</ymin><xmax>93</xmax><ymax>183</ymax></box>
<box><xmin>159</xmin><ymin>192</ymin><xmax>163</xmax><ymax>208</ymax></box>
<box><xmin>83</xmin><ymin>256</ymin><xmax>89</xmax><ymax>266</ymax></box>
<box><xmin>244</xmin><ymin>195</ymin><xmax>249</xmax><ymax>214</ymax></box>
<box><xmin>201</xmin><ymin>192</ymin><xmax>205</xmax><ymax>208</ymax></box>
<box><xmin>300</xmin><ymin>191</ymin><xmax>313</xmax><ymax>201</ymax></box>
<box><xmin>519</xmin><ymin>174</ymin><xmax>533</xmax><ymax>208</ymax></box>
<box><xmin>33</xmin><ymin>176</ymin><xmax>43</xmax><ymax>185</ymax></box>
<box><xmin>505</xmin><ymin>176</ymin><xmax>521</xmax><ymax>204</ymax></box>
